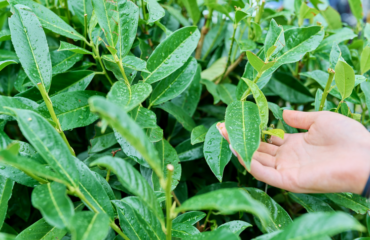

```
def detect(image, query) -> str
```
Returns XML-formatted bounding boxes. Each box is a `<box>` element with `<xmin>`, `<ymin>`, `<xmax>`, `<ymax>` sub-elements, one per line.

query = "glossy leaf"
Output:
<box><xmin>0</xmin><ymin>30</ymin><xmax>10</xmax><ymax>42</ymax></box>
<box><xmin>9</xmin><ymin>109</ymin><xmax>79</xmax><ymax>187</ymax></box>
<box><xmin>91</xmin><ymin>156</ymin><xmax>164</xmax><ymax>223</ymax></box>
<box><xmin>218</xmin><ymin>220</ymin><xmax>252</xmax><ymax>236</ymax></box>
<box><xmin>335</xmin><ymin>60</ymin><xmax>355</xmax><ymax>100</ymax></box>
<box><xmin>107</xmin><ymin>81</ymin><xmax>152</xmax><ymax>112</ymax></box>
<box><xmin>172</xmin><ymin>223</ymin><xmax>200</xmax><ymax>238</ymax></box>
<box><xmin>0</xmin><ymin>176</ymin><xmax>14</xmax><ymax>230</ymax></box>
<box><xmin>201</xmin><ymin>57</ymin><xmax>227</xmax><ymax>82</ymax></box>
<box><xmin>9</xmin><ymin>4</ymin><xmax>52</xmax><ymax>91</ymax></box>
<box><xmin>330</xmin><ymin>43</ymin><xmax>341</xmax><ymax>69</ymax></box>
<box><xmin>191</xmin><ymin>125</ymin><xmax>208</xmax><ymax>145</ymax></box>
<box><xmin>182</xmin><ymin>0</ymin><xmax>200</xmax><ymax>24</ymax></box>
<box><xmin>262</xmin><ymin>129</ymin><xmax>284</xmax><ymax>140</ymax></box>
<box><xmin>348</xmin><ymin>0</ymin><xmax>363</xmax><ymax>21</ymax></box>
<box><xmin>361</xmin><ymin>46</ymin><xmax>370</xmax><ymax>75</ymax></box>
<box><xmin>182</xmin><ymin>228</ymin><xmax>239</xmax><ymax>240</ymax></box>
<box><xmin>203</xmin><ymin>123</ymin><xmax>232</xmax><ymax>182</ymax></box>
<box><xmin>217</xmin><ymin>83</ymin><xmax>237</xmax><ymax>105</ymax></box>
<box><xmin>50</xmin><ymin>51</ymin><xmax>83</xmax><ymax>76</ymax></box>
<box><xmin>129</xmin><ymin>106</ymin><xmax>157</xmax><ymax>129</ymax></box>
<box><xmin>264</xmin><ymin>19</ymin><xmax>285</xmax><ymax>59</ymax></box>
<box><xmin>145</xmin><ymin>0</ymin><xmax>165</xmax><ymax>25</ymax></box>
<box><xmin>315</xmin><ymin>28</ymin><xmax>356</xmax><ymax>54</ymax></box>
<box><xmin>325</xmin><ymin>193</ymin><xmax>370</xmax><ymax>214</ymax></box>
<box><xmin>225</xmin><ymin>101</ymin><xmax>261</xmax><ymax>171</ymax></box>
<box><xmin>103</xmin><ymin>57</ymin><xmax>137</xmax><ymax>84</ymax></box>
<box><xmin>246</xmin><ymin>51</ymin><xmax>275</xmax><ymax>75</ymax></box>
<box><xmin>32</xmin><ymin>182</ymin><xmax>74</xmax><ymax>229</ymax></box>
<box><xmin>143</xmin><ymin>26</ymin><xmax>200</xmax><ymax>84</ymax></box>
<box><xmin>175</xmin><ymin>139</ymin><xmax>203</xmax><ymax>162</ymax></box>
<box><xmin>0</xmin><ymin>96</ymin><xmax>38</xmax><ymax>116</ymax></box>
<box><xmin>243</xmin><ymin>78</ymin><xmax>268</xmax><ymax>129</ymax></box>
<box><xmin>58</xmin><ymin>41</ymin><xmax>93</xmax><ymax>55</ymax></box>
<box><xmin>70</xmin><ymin>212</ymin><xmax>110</xmax><ymax>240</ymax></box>
<box><xmin>149</xmin><ymin>57</ymin><xmax>197</xmax><ymax>107</ymax></box>
<box><xmin>0</xmin><ymin>60</ymin><xmax>17</xmax><ymax>72</ymax></box>
<box><xmin>156</xmin><ymin>102</ymin><xmax>196</xmax><ymax>131</ymax></box>
<box><xmin>15</xmin><ymin>218</ymin><xmax>67</xmax><ymax>240</ymax></box>
<box><xmin>113</xmin><ymin>196</ymin><xmax>165</xmax><ymax>240</ymax></box>
<box><xmin>172</xmin><ymin>211</ymin><xmax>206</xmax><ymax>225</ymax></box>
<box><xmin>288</xmin><ymin>193</ymin><xmax>334</xmax><ymax>212</ymax></box>
<box><xmin>91</xmin><ymin>0</ymin><xmax>117</xmax><ymax>46</ymax></box>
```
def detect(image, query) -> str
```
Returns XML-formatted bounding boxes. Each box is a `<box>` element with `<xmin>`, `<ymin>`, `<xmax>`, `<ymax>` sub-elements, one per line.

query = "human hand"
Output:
<box><xmin>217</xmin><ymin>110</ymin><xmax>370</xmax><ymax>194</ymax></box>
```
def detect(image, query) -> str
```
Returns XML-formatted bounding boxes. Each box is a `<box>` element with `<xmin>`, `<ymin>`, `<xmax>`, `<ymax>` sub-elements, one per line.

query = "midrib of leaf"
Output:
<box><xmin>17</xmin><ymin>10</ymin><xmax>45</xmax><ymax>87</ymax></box>
<box><xmin>271</xmin><ymin>27</ymin><xmax>284</xmax><ymax>50</ymax></box>
<box><xmin>79</xmin><ymin>183</ymin><xmax>108</xmax><ymax>214</ymax></box>
<box><xmin>172</xmin><ymin>229</ymin><xmax>190</xmax><ymax>235</ymax></box>
<box><xmin>47</xmin><ymin>183</ymin><xmax>68</xmax><ymax>226</ymax></box>
<box><xmin>151</xmin><ymin>65</ymin><xmax>189</xmax><ymax>106</ymax></box>
<box><xmin>195</xmin><ymin>132</ymin><xmax>206</xmax><ymax>142</ymax></box>
<box><xmin>330</xmin><ymin>194</ymin><xmax>367</xmax><ymax>210</ymax></box>
<box><xmin>52</xmin><ymin>53</ymin><xmax>80</xmax><ymax>71</ymax></box>
<box><xmin>117</xmin><ymin>208</ymin><xmax>141</xmax><ymax>239</ymax></box>
<box><xmin>55</xmin><ymin>104</ymin><xmax>90</xmax><ymax>117</ymax></box>
<box><xmin>39</xmin><ymin>17</ymin><xmax>84</xmax><ymax>41</ymax></box>
<box><xmin>217</xmin><ymin>138</ymin><xmax>226</xmax><ymax>178</ymax></box>
<box><xmin>81</xmin><ymin>213</ymin><xmax>98</xmax><ymax>240</ymax></box>
<box><xmin>241</xmin><ymin>102</ymin><xmax>248</xmax><ymax>165</ymax></box>
<box><xmin>102</xmin><ymin>0</ymin><xmax>114</xmax><ymax>46</ymax></box>
<box><xmin>144</xmin><ymin>33</ymin><xmax>194</xmax><ymax>81</ymax></box>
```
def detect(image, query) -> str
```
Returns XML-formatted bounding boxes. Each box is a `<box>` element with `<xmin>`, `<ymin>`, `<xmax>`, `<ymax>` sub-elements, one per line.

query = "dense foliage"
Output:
<box><xmin>1</xmin><ymin>0</ymin><xmax>370</xmax><ymax>239</ymax></box>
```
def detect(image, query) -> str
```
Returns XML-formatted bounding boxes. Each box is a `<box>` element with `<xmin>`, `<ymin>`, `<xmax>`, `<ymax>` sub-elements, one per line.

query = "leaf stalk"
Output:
<box><xmin>165</xmin><ymin>164</ymin><xmax>174</xmax><ymax>240</ymax></box>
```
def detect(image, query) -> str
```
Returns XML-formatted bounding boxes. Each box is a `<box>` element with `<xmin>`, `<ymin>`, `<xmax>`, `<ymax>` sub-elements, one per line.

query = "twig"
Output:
<box><xmin>195</xmin><ymin>9</ymin><xmax>213</xmax><ymax>59</ymax></box>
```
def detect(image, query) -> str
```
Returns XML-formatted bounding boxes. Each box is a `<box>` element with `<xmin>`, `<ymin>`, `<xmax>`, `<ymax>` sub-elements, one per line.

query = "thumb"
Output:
<box><xmin>283</xmin><ymin>110</ymin><xmax>319</xmax><ymax>130</ymax></box>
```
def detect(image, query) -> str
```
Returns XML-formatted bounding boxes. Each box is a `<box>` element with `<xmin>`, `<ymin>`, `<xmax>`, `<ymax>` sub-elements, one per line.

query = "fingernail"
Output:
<box><xmin>216</xmin><ymin>122</ymin><xmax>227</xmax><ymax>140</ymax></box>
<box><xmin>229</xmin><ymin>144</ymin><xmax>237</xmax><ymax>157</ymax></box>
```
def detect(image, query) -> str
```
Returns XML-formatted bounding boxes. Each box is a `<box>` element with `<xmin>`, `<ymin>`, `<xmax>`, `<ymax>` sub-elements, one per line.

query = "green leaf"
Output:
<box><xmin>175</xmin><ymin>139</ymin><xmax>203</xmax><ymax>162</ymax></box>
<box><xmin>58</xmin><ymin>41</ymin><xmax>93</xmax><ymax>55</ymax></box>
<box><xmin>51</xmin><ymin>51</ymin><xmax>83</xmax><ymax>76</ymax></box>
<box><xmin>145</xmin><ymin>0</ymin><xmax>165</xmax><ymax>25</ymax></box>
<box><xmin>117</xmin><ymin>0</ymin><xmax>139</xmax><ymax>60</ymax></box>
<box><xmin>270</xmin><ymin>212</ymin><xmax>365</xmax><ymax>240</ymax></box>
<box><xmin>15</xmin><ymin>218</ymin><xmax>67</xmax><ymax>240</ymax></box>
<box><xmin>262</xmin><ymin>129</ymin><xmax>284</xmax><ymax>140</ymax></box>
<box><xmin>89</xmin><ymin>131</ymin><xmax>117</xmax><ymax>153</ymax></box>
<box><xmin>9</xmin><ymin>109</ymin><xmax>79</xmax><ymax>187</ymax></box>
<box><xmin>0</xmin><ymin>176</ymin><xmax>14</xmax><ymax>230</ymax></box>
<box><xmin>264</xmin><ymin>19</ymin><xmax>285</xmax><ymax>60</ymax></box>
<box><xmin>218</xmin><ymin>220</ymin><xmax>252</xmax><ymax>236</ymax></box>
<box><xmin>74</xmin><ymin>160</ymin><xmax>115</xmax><ymax>219</ymax></box>
<box><xmin>246</xmin><ymin>51</ymin><xmax>275</xmax><ymax>75</ymax></box>
<box><xmin>113</xmin><ymin>196</ymin><xmax>165</xmax><ymax>240</ymax></box>
<box><xmin>69</xmin><ymin>0</ymin><xmax>93</xmax><ymax>29</ymax></box>
<box><xmin>201</xmin><ymin>57</ymin><xmax>227</xmax><ymax>82</ymax></box>
<box><xmin>298</xmin><ymin>2</ymin><xmax>319</xmax><ymax>25</ymax></box>
<box><xmin>329</xmin><ymin>43</ymin><xmax>341</xmax><ymax>69</ymax></box>
<box><xmin>155</xmin><ymin>102</ymin><xmax>196</xmax><ymax>132</ymax></box>
<box><xmin>217</xmin><ymin>83</ymin><xmax>237</xmax><ymax>105</ymax></box>
<box><xmin>243</xmin><ymin>78</ymin><xmax>268</xmax><ymax>129</ymax></box>
<box><xmin>90</xmin><ymin>156</ymin><xmax>164</xmax><ymax>223</ymax></box>
<box><xmin>321</xmin><ymin>6</ymin><xmax>342</xmax><ymax>30</ymax></box>
<box><xmin>172</xmin><ymin>211</ymin><xmax>206</xmax><ymax>225</ymax></box>
<box><xmin>147</xmin><ymin>127</ymin><xmax>163</xmax><ymax>143</ymax></box>
<box><xmin>182</xmin><ymin>0</ymin><xmax>200</xmax><ymax>24</ymax></box>
<box><xmin>176</xmin><ymin>188</ymin><xmax>270</xmax><ymax>229</ymax></box>
<box><xmin>9</xmin><ymin>4</ymin><xmax>52</xmax><ymax>91</ymax></box>
<box><xmin>103</xmin><ymin>57</ymin><xmax>137</xmax><ymax>84</ymax></box>
<box><xmin>0</xmin><ymin>30</ymin><xmax>11</xmax><ymax>42</ymax></box>
<box><xmin>361</xmin><ymin>81</ymin><xmax>370</xmax><ymax>112</ymax></box>
<box><xmin>149</xmin><ymin>57</ymin><xmax>197</xmax><ymax>107</ymax></box>
<box><xmin>268</xmin><ymin>102</ymin><xmax>298</xmax><ymax>134</ymax></box>
<box><xmin>143</xmin><ymin>26</ymin><xmax>200</xmax><ymax>84</ymax></box>
<box><xmin>335</xmin><ymin>60</ymin><xmax>355</xmax><ymax>100</ymax></box>
<box><xmin>201</xmin><ymin>79</ymin><xmax>221</xmax><ymax>104</ymax></box>
<box><xmin>225</xmin><ymin>101</ymin><xmax>261</xmax><ymax>171</ymax></box>
<box><xmin>0</xmin><ymin>61</ymin><xmax>17</xmax><ymax>72</ymax></box>
<box><xmin>129</xmin><ymin>106</ymin><xmax>157</xmax><ymax>129</ymax></box>
<box><xmin>0</xmin><ymin>96</ymin><xmax>38</xmax><ymax>116</ymax></box>
<box><xmin>325</xmin><ymin>193</ymin><xmax>370</xmax><ymax>214</ymax></box>
<box><xmin>182</xmin><ymin>228</ymin><xmax>239</xmax><ymax>240</ymax></box>
<box><xmin>164</xmin><ymin>5</ymin><xmax>191</xmax><ymax>27</ymax></box>
<box><xmin>9</xmin><ymin>0</ymin><xmax>85</xmax><ymax>41</ymax></box>
<box><xmin>172</xmin><ymin>223</ymin><xmax>200</xmax><ymax>238</ymax></box>
<box><xmin>70</xmin><ymin>212</ymin><xmax>110</xmax><ymax>240</ymax></box>
<box><xmin>288</xmin><ymin>193</ymin><xmax>334</xmax><ymax>213</ymax></box>
<box><xmin>246</xmin><ymin>188</ymin><xmax>292</xmax><ymax>233</ymax></box>
<box><xmin>203</xmin><ymin>123</ymin><xmax>232</xmax><ymax>182</ymax></box>
<box><xmin>107</xmin><ymin>82</ymin><xmax>152</xmax><ymax>112</ymax></box>
<box><xmin>102</xmin><ymin>54</ymin><xmax>149</xmax><ymax>73</ymax></box>
<box><xmin>0</xmin><ymin>233</ymin><xmax>15</xmax><ymax>240</ymax></box>
<box><xmin>32</xmin><ymin>182</ymin><xmax>74</xmax><ymax>229</ymax></box>
<box><xmin>315</xmin><ymin>28</ymin><xmax>356</xmax><ymax>53</ymax></box>
<box><xmin>191</xmin><ymin>125</ymin><xmax>208</xmax><ymax>145</ymax></box>
<box><xmin>361</xmin><ymin>46</ymin><xmax>370</xmax><ymax>75</ymax></box>
<box><xmin>37</xmin><ymin>91</ymin><xmax>104</xmax><ymax>131</ymax></box>
<box><xmin>365</xmin><ymin>23</ymin><xmax>370</xmax><ymax>41</ymax></box>
<box><xmin>91</xmin><ymin>0</ymin><xmax>117</xmax><ymax>46</ymax></box>
<box><xmin>348</xmin><ymin>0</ymin><xmax>363</xmax><ymax>21</ymax></box>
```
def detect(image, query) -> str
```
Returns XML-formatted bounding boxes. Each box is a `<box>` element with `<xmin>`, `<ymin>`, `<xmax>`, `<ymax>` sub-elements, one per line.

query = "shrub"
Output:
<box><xmin>0</xmin><ymin>0</ymin><xmax>369</xmax><ymax>239</ymax></box>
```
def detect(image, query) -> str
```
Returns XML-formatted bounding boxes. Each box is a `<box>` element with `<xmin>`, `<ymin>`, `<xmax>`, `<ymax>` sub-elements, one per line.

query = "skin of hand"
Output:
<box><xmin>217</xmin><ymin>110</ymin><xmax>370</xmax><ymax>194</ymax></box>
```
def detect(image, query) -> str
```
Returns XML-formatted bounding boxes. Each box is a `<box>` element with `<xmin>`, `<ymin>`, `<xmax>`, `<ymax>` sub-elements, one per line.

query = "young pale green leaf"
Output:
<box><xmin>270</xmin><ymin>212</ymin><xmax>365</xmax><ymax>240</ymax></box>
<box><xmin>0</xmin><ymin>176</ymin><xmax>14</xmax><ymax>230</ymax></box>
<box><xmin>113</xmin><ymin>196</ymin><xmax>165</xmax><ymax>240</ymax></box>
<box><xmin>330</xmin><ymin>43</ymin><xmax>341</xmax><ymax>69</ymax></box>
<box><xmin>225</xmin><ymin>101</ymin><xmax>261</xmax><ymax>171</ymax></box>
<box><xmin>91</xmin><ymin>0</ymin><xmax>117</xmax><ymax>47</ymax></box>
<box><xmin>0</xmin><ymin>60</ymin><xmax>17</xmax><ymax>72</ymax></box>
<box><xmin>335</xmin><ymin>60</ymin><xmax>355</xmax><ymax>100</ymax></box>
<box><xmin>9</xmin><ymin>4</ymin><xmax>52</xmax><ymax>91</ymax></box>
<box><xmin>243</xmin><ymin>78</ymin><xmax>268</xmax><ymax>129</ymax></box>
<box><xmin>143</xmin><ymin>26</ymin><xmax>200</xmax><ymax>84</ymax></box>
<box><xmin>201</xmin><ymin>57</ymin><xmax>227</xmax><ymax>82</ymax></box>
<box><xmin>361</xmin><ymin>81</ymin><xmax>370</xmax><ymax>111</ymax></box>
<box><xmin>9</xmin><ymin>0</ymin><xmax>85</xmax><ymax>41</ymax></box>
<box><xmin>288</xmin><ymin>193</ymin><xmax>334</xmax><ymax>212</ymax></box>
<box><xmin>321</xmin><ymin>7</ymin><xmax>342</xmax><ymax>30</ymax></box>
<box><xmin>74</xmin><ymin>160</ymin><xmax>115</xmax><ymax>219</ymax></box>
<box><xmin>58</xmin><ymin>41</ymin><xmax>93</xmax><ymax>55</ymax></box>
<box><xmin>107</xmin><ymin>82</ymin><xmax>152</xmax><ymax>112</ymax></box>
<box><xmin>218</xmin><ymin>220</ymin><xmax>252</xmax><ymax>236</ymax></box>
<box><xmin>298</xmin><ymin>2</ymin><xmax>319</xmax><ymax>25</ymax></box>
<box><xmin>32</xmin><ymin>182</ymin><xmax>74</xmax><ymax>229</ymax></box>
<box><xmin>246</xmin><ymin>51</ymin><xmax>265</xmax><ymax>74</ymax></box>
<box><xmin>154</xmin><ymin>139</ymin><xmax>181</xmax><ymax>191</ymax></box>
<box><xmin>145</xmin><ymin>0</ymin><xmax>165</xmax><ymax>24</ymax></box>
<box><xmin>361</xmin><ymin>46</ymin><xmax>370</xmax><ymax>75</ymax></box>
<box><xmin>156</xmin><ymin>102</ymin><xmax>196</xmax><ymax>131</ymax></box>
<box><xmin>264</xmin><ymin>19</ymin><xmax>285</xmax><ymax>60</ymax></box>
<box><xmin>37</xmin><ymin>91</ymin><xmax>104</xmax><ymax>131</ymax></box>
<box><xmin>50</xmin><ymin>51</ymin><xmax>83</xmax><ymax>76</ymax></box>
<box><xmin>348</xmin><ymin>0</ymin><xmax>363</xmax><ymax>21</ymax></box>
<box><xmin>182</xmin><ymin>0</ymin><xmax>200</xmax><ymax>24</ymax></box>
<box><xmin>172</xmin><ymin>211</ymin><xmax>206</xmax><ymax>225</ymax></box>
<box><xmin>176</xmin><ymin>188</ymin><xmax>270</xmax><ymax>229</ymax></box>
<box><xmin>91</xmin><ymin>156</ymin><xmax>164</xmax><ymax>223</ymax></box>
<box><xmin>0</xmin><ymin>30</ymin><xmax>10</xmax><ymax>42</ymax></box>
<box><xmin>175</xmin><ymin>139</ymin><xmax>203</xmax><ymax>162</ymax></box>
<box><xmin>117</xmin><ymin>0</ymin><xmax>138</xmax><ymax>60</ymax></box>
<box><xmin>203</xmin><ymin>123</ymin><xmax>232</xmax><ymax>182</ymax></box>
<box><xmin>70</xmin><ymin>212</ymin><xmax>110</xmax><ymax>240</ymax></box>
<box><xmin>262</xmin><ymin>129</ymin><xmax>284</xmax><ymax>140</ymax></box>
<box><xmin>201</xmin><ymin>79</ymin><xmax>221</xmax><ymax>104</ymax></box>
<box><xmin>246</xmin><ymin>188</ymin><xmax>292</xmax><ymax>233</ymax></box>
<box><xmin>217</xmin><ymin>83</ymin><xmax>237</xmax><ymax>105</ymax></box>
<box><xmin>191</xmin><ymin>125</ymin><xmax>208</xmax><ymax>145</ymax></box>
<box><xmin>9</xmin><ymin>109</ymin><xmax>79</xmax><ymax>187</ymax></box>
<box><xmin>325</xmin><ymin>193</ymin><xmax>370</xmax><ymax>214</ymax></box>
<box><xmin>172</xmin><ymin>223</ymin><xmax>200</xmax><ymax>238</ymax></box>
<box><xmin>149</xmin><ymin>57</ymin><xmax>197</xmax><ymax>107</ymax></box>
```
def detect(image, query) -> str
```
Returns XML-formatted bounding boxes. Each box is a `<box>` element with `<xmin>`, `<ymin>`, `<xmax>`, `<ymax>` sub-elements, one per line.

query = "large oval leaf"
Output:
<box><xmin>142</xmin><ymin>26</ymin><xmax>200</xmax><ymax>84</ymax></box>
<box><xmin>70</xmin><ymin>212</ymin><xmax>110</xmax><ymax>240</ymax></box>
<box><xmin>9</xmin><ymin>4</ymin><xmax>52</xmax><ymax>91</ymax></box>
<box><xmin>325</xmin><ymin>193</ymin><xmax>370</xmax><ymax>214</ymax></box>
<box><xmin>335</xmin><ymin>60</ymin><xmax>355</xmax><ymax>100</ymax></box>
<box><xmin>218</xmin><ymin>220</ymin><xmax>252</xmax><ymax>236</ymax></box>
<box><xmin>225</xmin><ymin>101</ymin><xmax>261</xmax><ymax>171</ymax></box>
<box><xmin>172</xmin><ymin>211</ymin><xmax>206</xmax><ymax>225</ymax></box>
<box><xmin>203</xmin><ymin>123</ymin><xmax>232</xmax><ymax>182</ymax></box>
<box><xmin>91</xmin><ymin>0</ymin><xmax>118</xmax><ymax>46</ymax></box>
